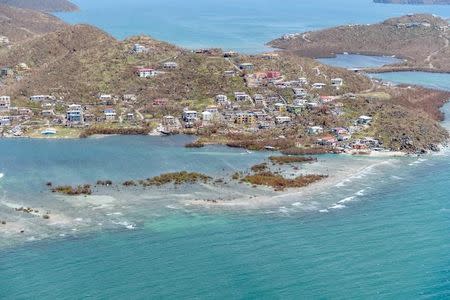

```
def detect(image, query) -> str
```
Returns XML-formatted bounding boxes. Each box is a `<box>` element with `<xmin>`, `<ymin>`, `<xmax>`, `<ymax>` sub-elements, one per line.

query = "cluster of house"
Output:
<box><xmin>0</xmin><ymin>95</ymin><xmax>38</xmax><ymax>128</ymax></box>
<box><xmin>311</xmin><ymin>115</ymin><xmax>380</xmax><ymax>152</ymax></box>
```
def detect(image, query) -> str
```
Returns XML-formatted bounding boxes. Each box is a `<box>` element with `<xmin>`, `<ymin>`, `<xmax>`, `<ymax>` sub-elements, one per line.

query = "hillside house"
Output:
<box><xmin>42</xmin><ymin>110</ymin><xmax>55</xmax><ymax>117</ymax></box>
<box><xmin>163</xmin><ymin>62</ymin><xmax>178</xmax><ymax>69</ymax></box>
<box><xmin>0</xmin><ymin>96</ymin><xmax>10</xmax><ymax>111</ymax></box>
<box><xmin>235</xmin><ymin>112</ymin><xmax>256</xmax><ymax>124</ymax></box>
<box><xmin>202</xmin><ymin>111</ymin><xmax>213</xmax><ymax>123</ymax></box>
<box><xmin>331</xmin><ymin>78</ymin><xmax>344</xmax><ymax>87</ymax></box>
<box><xmin>274</xmin><ymin>103</ymin><xmax>286</xmax><ymax>113</ymax></box>
<box><xmin>182</xmin><ymin>110</ymin><xmax>198</xmax><ymax>122</ymax></box>
<box><xmin>30</xmin><ymin>95</ymin><xmax>55</xmax><ymax>102</ymax></box>
<box><xmin>0</xmin><ymin>117</ymin><xmax>10</xmax><ymax>126</ymax></box>
<box><xmin>312</xmin><ymin>83</ymin><xmax>326</xmax><ymax>89</ymax></box>
<box><xmin>357</xmin><ymin>115</ymin><xmax>373</xmax><ymax>125</ymax></box>
<box><xmin>123</xmin><ymin>94</ymin><xmax>137</xmax><ymax>102</ymax></box>
<box><xmin>308</xmin><ymin>126</ymin><xmax>324</xmax><ymax>135</ymax></box>
<box><xmin>215</xmin><ymin>94</ymin><xmax>228</xmax><ymax>104</ymax></box>
<box><xmin>298</xmin><ymin>77</ymin><xmax>308</xmax><ymax>85</ymax></box>
<box><xmin>153</xmin><ymin>98</ymin><xmax>168</xmax><ymax>106</ymax></box>
<box><xmin>18</xmin><ymin>108</ymin><xmax>32</xmax><ymax>116</ymax></box>
<box><xmin>224</xmin><ymin>70</ymin><xmax>236</xmax><ymax>77</ymax></box>
<box><xmin>98</xmin><ymin>94</ymin><xmax>114</xmax><ymax>105</ymax></box>
<box><xmin>293</xmin><ymin>98</ymin><xmax>307</xmax><ymax>106</ymax></box>
<box><xmin>1</xmin><ymin>68</ymin><xmax>12</xmax><ymax>77</ymax></box>
<box><xmin>223</xmin><ymin>51</ymin><xmax>238</xmax><ymax>57</ymax></box>
<box><xmin>133</xmin><ymin>43</ymin><xmax>148</xmax><ymax>53</ymax></box>
<box><xmin>66</xmin><ymin>104</ymin><xmax>84</xmax><ymax>124</ymax></box>
<box><xmin>239</xmin><ymin>63</ymin><xmax>254</xmax><ymax>71</ymax></box>
<box><xmin>0</xmin><ymin>36</ymin><xmax>9</xmax><ymax>44</ymax></box>
<box><xmin>234</xmin><ymin>92</ymin><xmax>251</xmax><ymax>102</ymax></box>
<box><xmin>253</xmin><ymin>94</ymin><xmax>266</xmax><ymax>107</ymax></box>
<box><xmin>287</xmin><ymin>105</ymin><xmax>304</xmax><ymax>114</ymax></box>
<box><xmin>162</xmin><ymin>115</ymin><xmax>176</xmax><ymax>126</ymax></box>
<box><xmin>317</xmin><ymin>135</ymin><xmax>337</xmax><ymax>146</ymax></box>
<box><xmin>275</xmin><ymin>116</ymin><xmax>291</xmax><ymax>125</ymax></box>
<box><xmin>126</xmin><ymin>113</ymin><xmax>135</xmax><ymax>121</ymax></box>
<box><xmin>293</xmin><ymin>88</ymin><xmax>306</xmax><ymax>97</ymax></box>
<box><xmin>261</xmin><ymin>53</ymin><xmax>279</xmax><ymax>60</ymax></box>
<box><xmin>136</xmin><ymin>67</ymin><xmax>157</xmax><ymax>78</ymax></box>
<box><xmin>104</xmin><ymin>108</ymin><xmax>117</xmax><ymax>121</ymax></box>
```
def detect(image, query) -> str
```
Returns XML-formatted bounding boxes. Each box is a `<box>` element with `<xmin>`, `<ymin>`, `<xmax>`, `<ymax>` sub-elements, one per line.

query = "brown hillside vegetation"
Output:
<box><xmin>0</xmin><ymin>24</ymin><xmax>371</xmax><ymax>105</ymax></box>
<box><xmin>0</xmin><ymin>4</ymin><xmax>68</xmax><ymax>43</ymax></box>
<box><xmin>0</xmin><ymin>0</ymin><xmax>77</xmax><ymax>12</ymax></box>
<box><xmin>268</xmin><ymin>14</ymin><xmax>450</xmax><ymax>72</ymax></box>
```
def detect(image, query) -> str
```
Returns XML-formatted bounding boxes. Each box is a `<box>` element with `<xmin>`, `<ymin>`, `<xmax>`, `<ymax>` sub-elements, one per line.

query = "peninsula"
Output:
<box><xmin>0</xmin><ymin>6</ymin><xmax>448</xmax><ymax>155</ymax></box>
<box><xmin>268</xmin><ymin>14</ymin><xmax>450</xmax><ymax>73</ymax></box>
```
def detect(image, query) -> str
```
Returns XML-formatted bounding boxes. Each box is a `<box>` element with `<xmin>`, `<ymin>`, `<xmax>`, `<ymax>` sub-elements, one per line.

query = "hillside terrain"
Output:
<box><xmin>0</xmin><ymin>0</ymin><xmax>77</xmax><ymax>12</ymax></box>
<box><xmin>0</xmin><ymin>24</ymin><xmax>370</xmax><ymax>103</ymax></box>
<box><xmin>269</xmin><ymin>14</ymin><xmax>450</xmax><ymax>72</ymax></box>
<box><xmin>375</xmin><ymin>0</ymin><xmax>450</xmax><ymax>4</ymax></box>
<box><xmin>0</xmin><ymin>4</ymin><xmax>67</xmax><ymax>43</ymax></box>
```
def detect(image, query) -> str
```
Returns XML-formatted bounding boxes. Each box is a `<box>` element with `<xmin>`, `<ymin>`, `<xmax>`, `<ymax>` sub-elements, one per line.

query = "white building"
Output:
<box><xmin>133</xmin><ymin>43</ymin><xmax>148</xmax><ymax>53</ymax></box>
<box><xmin>104</xmin><ymin>109</ymin><xmax>117</xmax><ymax>121</ymax></box>
<box><xmin>163</xmin><ymin>62</ymin><xmax>178</xmax><ymax>69</ymax></box>
<box><xmin>308</xmin><ymin>126</ymin><xmax>324</xmax><ymax>135</ymax></box>
<box><xmin>312</xmin><ymin>83</ymin><xmax>327</xmax><ymax>89</ymax></box>
<box><xmin>136</xmin><ymin>68</ymin><xmax>157</xmax><ymax>78</ymax></box>
<box><xmin>215</xmin><ymin>94</ymin><xmax>228</xmax><ymax>104</ymax></box>
<box><xmin>357</xmin><ymin>115</ymin><xmax>373</xmax><ymax>125</ymax></box>
<box><xmin>234</xmin><ymin>92</ymin><xmax>251</xmax><ymax>102</ymax></box>
<box><xmin>275</xmin><ymin>116</ymin><xmax>291</xmax><ymax>124</ymax></box>
<box><xmin>66</xmin><ymin>104</ymin><xmax>84</xmax><ymax>124</ymax></box>
<box><xmin>182</xmin><ymin>110</ymin><xmax>198</xmax><ymax>122</ymax></box>
<box><xmin>202</xmin><ymin>111</ymin><xmax>213</xmax><ymax>122</ymax></box>
<box><xmin>0</xmin><ymin>96</ymin><xmax>10</xmax><ymax>111</ymax></box>
<box><xmin>30</xmin><ymin>95</ymin><xmax>55</xmax><ymax>102</ymax></box>
<box><xmin>331</xmin><ymin>78</ymin><xmax>344</xmax><ymax>87</ymax></box>
<box><xmin>239</xmin><ymin>63</ymin><xmax>254</xmax><ymax>71</ymax></box>
<box><xmin>0</xmin><ymin>117</ymin><xmax>10</xmax><ymax>126</ymax></box>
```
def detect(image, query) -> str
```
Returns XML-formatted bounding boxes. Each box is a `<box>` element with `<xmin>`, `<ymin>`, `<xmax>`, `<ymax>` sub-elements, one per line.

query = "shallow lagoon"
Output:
<box><xmin>318</xmin><ymin>54</ymin><xmax>404</xmax><ymax>69</ymax></box>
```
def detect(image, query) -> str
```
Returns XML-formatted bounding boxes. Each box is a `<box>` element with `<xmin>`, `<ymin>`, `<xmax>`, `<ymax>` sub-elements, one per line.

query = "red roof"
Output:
<box><xmin>136</xmin><ymin>67</ymin><xmax>154</xmax><ymax>72</ymax></box>
<box><xmin>266</xmin><ymin>71</ymin><xmax>281</xmax><ymax>79</ymax></box>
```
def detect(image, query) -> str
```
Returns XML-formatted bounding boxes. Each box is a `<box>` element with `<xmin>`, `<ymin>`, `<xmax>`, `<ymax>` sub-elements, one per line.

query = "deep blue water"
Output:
<box><xmin>1</xmin><ymin>1</ymin><xmax>450</xmax><ymax>299</ymax></box>
<box><xmin>56</xmin><ymin>0</ymin><xmax>450</xmax><ymax>52</ymax></box>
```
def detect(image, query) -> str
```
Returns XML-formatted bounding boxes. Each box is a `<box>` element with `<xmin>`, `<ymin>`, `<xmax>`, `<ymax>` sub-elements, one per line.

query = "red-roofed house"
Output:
<box><xmin>136</xmin><ymin>67</ymin><xmax>157</xmax><ymax>78</ymax></box>
<box><xmin>266</xmin><ymin>71</ymin><xmax>281</xmax><ymax>79</ymax></box>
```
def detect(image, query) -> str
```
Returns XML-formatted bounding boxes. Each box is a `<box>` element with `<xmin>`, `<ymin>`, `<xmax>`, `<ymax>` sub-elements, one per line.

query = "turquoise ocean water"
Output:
<box><xmin>1</xmin><ymin>1</ymin><xmax>450</xmax><ymax>298</ymax></box>
<box><xmin>56</xmin><ymin>0</ymin><xmax>450</xmax><ymax>53</ymax></box>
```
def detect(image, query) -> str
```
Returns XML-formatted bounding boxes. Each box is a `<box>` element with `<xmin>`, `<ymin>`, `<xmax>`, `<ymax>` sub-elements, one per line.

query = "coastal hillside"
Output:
<box><xmin>0</xmin><ymin>4</ymin><xmax>68</xmax><ymax>43</ymax></box>
<box><xmin>268</xmin><ymin>14</ymin><xmax>450</xmax><ymax>72</ymax></box>
<box><xmin>0</xmin><ymin>0</ymin><xmax>77</xmax><ymax>12</ymax></box>
<box><xmin>0</xmin><ymin>18</ymin><xmax>448</xmax><ymax>153</ymax></box>
<box><xmin>374</xmin><ymin>0</ymin><xmax>450</xmax><ymax>4</ymax></box>
<box><xmin>0</xmin><ymin>24</ymin><xmax>371</xmax><ymax>101</ymax></box>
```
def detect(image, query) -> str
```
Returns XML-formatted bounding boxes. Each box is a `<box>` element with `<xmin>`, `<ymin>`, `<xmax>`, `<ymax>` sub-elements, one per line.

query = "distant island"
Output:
<box><xmin>0</xmin><ymin>0</ymin><xmax>77</xmax><ymax>12</ymax></box>
<box><xmin>269</xmin><ymin>14</ymin><xmax>450</xmax><ymax>73</ymax></box>
<box><xmin>374</xmin><ymin>0</ymin><xmax>450</xmax><ymax>4</ymax></box>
